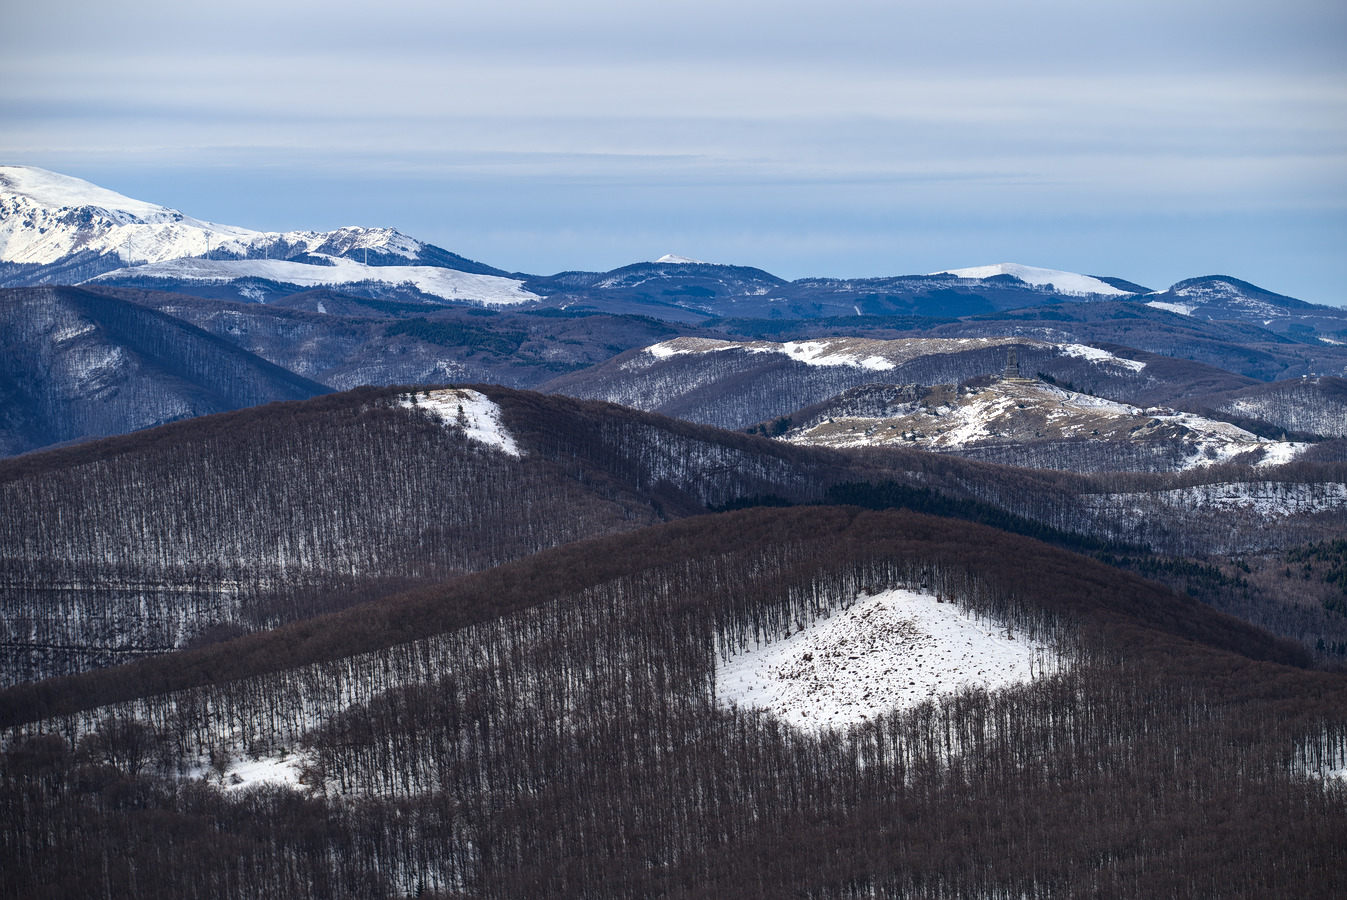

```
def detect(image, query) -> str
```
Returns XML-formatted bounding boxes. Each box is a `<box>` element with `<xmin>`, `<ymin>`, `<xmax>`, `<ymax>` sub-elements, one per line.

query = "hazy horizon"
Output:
<box><xmin>3</xmin><ymin>0</ymin><xmax>1344</xmax><ymax>304</ymax></box>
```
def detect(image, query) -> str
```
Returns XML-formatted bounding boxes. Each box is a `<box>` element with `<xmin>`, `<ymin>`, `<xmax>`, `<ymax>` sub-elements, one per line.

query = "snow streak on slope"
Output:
<box><xmin>1145</xmin><ymin>300</ymin><xmax>1198</xmax><ymax>316</ymax></box>
<box><xmin>401</xmin><ymin>388</ymin><xmax>521</xmax><ymax>455</ymax></box>
<box><xmin>1059</xmin><ymin>343</ymin><xmax>1146</xmax><ymax>372</ymax></box>
<box><xmin>930</xmin><ymin>263</ymin><xmax>1132</xmax><ymax>297</ymax></box>
<box><xmin>717</xmin><ymin>589</ymin><xmax>1059</xmax><ymax>733</ymax></box>
<box><xmin>91</xmin><ymin>256</ymin><xmax>539</xmax><ymax>305</ymax></box>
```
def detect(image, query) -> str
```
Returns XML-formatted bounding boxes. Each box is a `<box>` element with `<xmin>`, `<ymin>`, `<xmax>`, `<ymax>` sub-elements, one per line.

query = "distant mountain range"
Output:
<box><xmin>3</xmin><ymin>166</ymin><xmax>1344</xmax><ymax>339</ymax></box>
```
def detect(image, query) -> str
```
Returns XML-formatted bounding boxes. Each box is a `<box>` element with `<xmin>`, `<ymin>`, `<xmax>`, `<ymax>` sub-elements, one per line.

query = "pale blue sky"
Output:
<box><xmin>3</xmin><ymin>0</ymin><xmax>1344</xmax><ymax>303</ymax></box>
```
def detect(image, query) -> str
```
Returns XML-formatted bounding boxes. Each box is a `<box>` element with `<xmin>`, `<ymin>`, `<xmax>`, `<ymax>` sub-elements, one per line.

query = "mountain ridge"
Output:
<box><xmin>7</xmin><ymin>167</ymin><xmax>1344</xmax><ymax>333</ymax></box>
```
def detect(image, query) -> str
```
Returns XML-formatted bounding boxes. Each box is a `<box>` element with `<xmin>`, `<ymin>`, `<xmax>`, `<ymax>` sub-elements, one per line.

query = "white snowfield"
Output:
<box><xmin>1161</xmin><ymin>278</ymin><xmax>1300</xmax><ymax>319</ymax></box>
<box><xmin>400</xmin><ymin>388</ymin><xmax>521</xmax><ymax>456</ymax></box>
<box><xmin>716</xmin><ymin>589</ymin><xmax>1059</xmax><ymax>733</ymax></box>
<box><xmin>654</xmin><ymin>253</ymin><xmax>706</xmax><ymax>264</ymax></box>
<box><xmin>1145</xmin><ymin>300</ymin><xmax>1198</xmax><ymax>316</ymax></box>
<box><xmin>645</xmin><ymin>335</ymin><xmax>1146</xmax><ymax>374</ymax></box>
<box><xmin>90</xmin><ymin>255</ymin><xmax>540</xmax><ymax>305</ymax></box>
<box><xmin>930</xmin><ymin>263</ymin><xmax>1132</xmax><ymax>297</ymax></box>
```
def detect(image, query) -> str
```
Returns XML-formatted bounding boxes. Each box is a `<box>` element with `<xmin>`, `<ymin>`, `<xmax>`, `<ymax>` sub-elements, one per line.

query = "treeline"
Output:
<box><xmin>1</xmin><ymin>506</ymin><xmax>1342</xmax><ymax>898</ymax></box>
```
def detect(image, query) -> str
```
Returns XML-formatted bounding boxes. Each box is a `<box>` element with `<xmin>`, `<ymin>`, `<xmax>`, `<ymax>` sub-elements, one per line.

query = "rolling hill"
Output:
<box><xmin>1</xmin><ymin>506</ymin><xmax>1341</xmax><ymax>898</ymax></box>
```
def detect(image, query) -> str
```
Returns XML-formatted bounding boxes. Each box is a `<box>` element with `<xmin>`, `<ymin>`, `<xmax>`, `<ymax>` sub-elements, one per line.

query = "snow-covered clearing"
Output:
<box><xmin>401</xmin><ymin>388</ymin><xmax>521</xmax><ymax>456</ymax></box>
<box><xmin>785</xmin><ymin>379</ymin><xmax>1307</xmax><ymax>469</ymax></box>
<box><xmin>717</xmin><ymin>589</ymin><xmax>1059</xmax><ymax>733</ymax></box>
<box><xmin>220</xmin><ymin>752</ymin><xmax>309</xmax><ymax>791</ymax></box>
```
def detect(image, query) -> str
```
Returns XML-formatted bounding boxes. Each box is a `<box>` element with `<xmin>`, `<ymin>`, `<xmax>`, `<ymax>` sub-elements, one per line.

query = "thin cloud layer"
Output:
<box><xmin>2</xmin><ymin>0</ymin><xmax>1344</xmax><ymax>300</ymax></box>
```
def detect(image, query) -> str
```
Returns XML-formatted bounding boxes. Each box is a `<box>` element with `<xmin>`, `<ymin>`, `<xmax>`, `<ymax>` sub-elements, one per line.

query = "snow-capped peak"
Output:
<box><xmin>0</xmin><ymin>165</ymin><xmax>430</xmax><ymax>270</ymax></box>
<box><xmin>0</xmin><ymin>165</ymin><xmax>182</xmax><ymax>222</ymax></box>
<box><xmin>654</xmin><ymin>254</ymin><xmax>706</xmax><ymax>264</ymax></box>
<box><xmin>930</xmin><ymin>263</ymin><xmax>1130</xmax><ymax>297</ymax></box>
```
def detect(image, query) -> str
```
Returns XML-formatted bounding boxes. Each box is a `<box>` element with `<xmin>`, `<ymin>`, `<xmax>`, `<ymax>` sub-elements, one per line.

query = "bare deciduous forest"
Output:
<box><xmin>2</xmin><ymin>386</ymin><xmax>1344</xmax><ymax>687</ymax></box>
<box><xmin>2</xmin><ymin>508</ymin><xmax>1344</xmax><ymax>898</ymax></box>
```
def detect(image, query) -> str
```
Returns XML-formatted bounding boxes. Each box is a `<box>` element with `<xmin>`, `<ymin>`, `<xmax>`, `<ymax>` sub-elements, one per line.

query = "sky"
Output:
<box><xmin>2</xmin><ymin>0</ymin><xmax>1345</xmax><ymax>304</ymax></box>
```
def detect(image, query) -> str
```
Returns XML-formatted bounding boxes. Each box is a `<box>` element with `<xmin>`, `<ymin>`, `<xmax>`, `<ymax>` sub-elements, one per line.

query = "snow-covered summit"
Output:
<box><xmin>0</xmin><ymin>166</ymin><xmax>536</xmax><ymax>302</ymax></box>
<box><xmin>654</xmin><ymin>254</ymin><xmax>706</xmax><ymax>264</ymax></box>
<box><xmin>0</xmin><ymin>165</ymin><xmax>434</xmax><ymax>270</ymax></box>
<box><xmin>1</xmin><ymin>165</ymin><xmax>184</xmax><ymax>222</ymax></box>
<box><xmin>1</xmin><ymin>165</ymin><xmax>254</xmax><ymax>267</ymax></box>
<box><xmin>931</xmin><ymin>263</ymin><xmax>1132</xmax><ymax>298</ymax></box>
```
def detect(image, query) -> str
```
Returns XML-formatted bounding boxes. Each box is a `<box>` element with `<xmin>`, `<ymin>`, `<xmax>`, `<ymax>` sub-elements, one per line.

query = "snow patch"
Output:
<box><xmin>221</xmin><ymin>753</ymin><xmax>309</xmax><ymax>791</ymax></box>
<box><xmin>644</xmin><ymin>336</ymin><xmax>897</xmax><ymax>370</ymax></box>
<box><xmin>402</xmin><ymin>388</ymin><xmax>521</xmax><ymax>456</ymax></box>
<box><xmin>1146</xmin><ymin>300</ymin><xmax>1198</xmax><ymax>316</ymax></box>
<box><xmin>645</xmin><ymin>337</ymin><xmax>739</xmax><ymax>359</ymax></box>
<box><xmin>783</xmin><ymin>379</ymin><xmax>1308</xmax><ymax>470</ymax></box>
<box><xmin>777</xmin><ymin>340</ymin><xmax>896</xmax><ymax>371</ymax></box>
<box><xmin>931</xmin><ymin>263</ymin><xmax>1131</xmax><ymax>297</ymax></box>
<box><xmin>716</xmin><ymin>589</ymin><xmax>1059</xmax><ymax>733</ymax></box>
<box><xmin>654</xmin><ymin>253</ymin><xmax>706</xmax><ymax>264</ymax></box>
<box><xmin>1059</xmin><ymin>343</ymin><xmax>1146</xmax><ymax>372</ymax></box>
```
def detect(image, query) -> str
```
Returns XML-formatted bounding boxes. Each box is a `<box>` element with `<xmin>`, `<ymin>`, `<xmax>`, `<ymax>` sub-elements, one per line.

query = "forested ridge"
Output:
<box><xmin>2</xmin><ymin>385</ymin><xmax>1344</xmax><ymax>685</ymax></box>
<box><xmin>0</xmin><ymin>384</ymin><xmax>862</xmax><ymax>685</ymax></box>
<box><xmin>0</xmin><ymin>285</ymin><xmax>327</xmax><ymax>456</ymax></box>
<box><xmin>2</xmin><ymin>507</ymin><xmax>1343</xmax><ymax>898</ymax></box>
